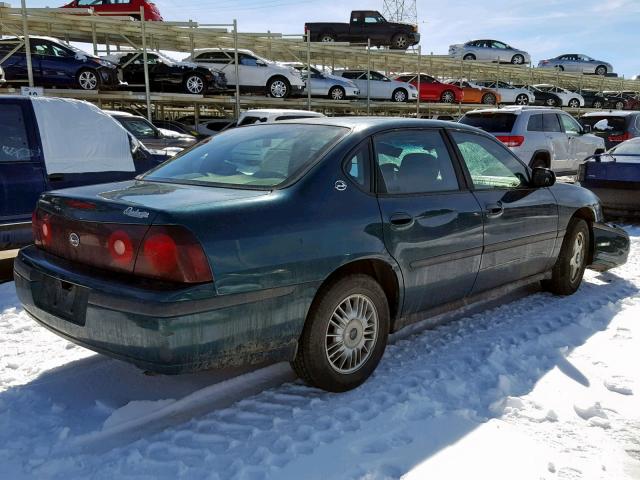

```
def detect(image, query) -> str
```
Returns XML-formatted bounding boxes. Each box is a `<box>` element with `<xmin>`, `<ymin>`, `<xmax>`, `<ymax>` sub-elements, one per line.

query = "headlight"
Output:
<box><xmin>408</xmin><ymin>84</ymin><xmax>417</xmax><ymax>90</ymax></box>
<box><xmin>97</xmin><ymin>59</ymin><xmax>114</xmax><ymax>68</ymax></box>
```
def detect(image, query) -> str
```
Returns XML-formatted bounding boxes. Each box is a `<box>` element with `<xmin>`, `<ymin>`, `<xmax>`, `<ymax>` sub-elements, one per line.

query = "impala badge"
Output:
<box><xmin>69</xmin><ymin>233</ymin><xmax>80</xmax><ymax>248</ymax></box>
<box><xmin>335</xmin><ymin>180</ymin><xmax>347</xmax><ymax>192</ymax></box>
<box><xmin>123</xmin><ymin>207</ymin><xmax>150</xmax><ymax>219</ymax></box>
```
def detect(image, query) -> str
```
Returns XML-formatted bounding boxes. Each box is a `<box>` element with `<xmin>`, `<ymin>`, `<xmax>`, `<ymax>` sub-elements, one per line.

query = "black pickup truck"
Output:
<box><xmin>305</xmin><ymin>10</ymin><xmax>420</xmax><ymax>50</ymax></box>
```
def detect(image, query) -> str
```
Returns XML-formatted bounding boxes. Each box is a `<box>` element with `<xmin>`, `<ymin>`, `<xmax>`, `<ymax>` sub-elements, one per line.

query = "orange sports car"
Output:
<box><xmin>446</xmin><ymin>79</ymin><xmax>501</xmax><ymax>105</ymax></box>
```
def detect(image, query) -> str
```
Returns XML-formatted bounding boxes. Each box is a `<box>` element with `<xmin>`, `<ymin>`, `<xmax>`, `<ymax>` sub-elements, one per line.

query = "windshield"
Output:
<box><xmin>143</xmin><ymin>124</ymin><xmax>347</xmax><ymax>188</ymax></box>
<box><xmin>459</xmin><ymin>113</ymin><xmax>517</xmax><ymax>133</ymax></box>
<box><xmin>610</xmin><ymin>140</ymin><xmax>640</xmax><ymax>156</ymax></box>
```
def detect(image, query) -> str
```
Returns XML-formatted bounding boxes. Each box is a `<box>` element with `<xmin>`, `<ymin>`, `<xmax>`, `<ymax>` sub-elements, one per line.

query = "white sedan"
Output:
<box><xmin>474</xmin><ymin>80</ymin><xmax>535</xmax><ymax>105</ymax></box>
<box><xmin>533</xmin><ymin>84</ymin><xmax>585</xmax><ymax>108</ymax></box>
<box><xmin>333</xmin><ymin>69</ymin><xmax>418</xmax><ymax>102</ymax></box>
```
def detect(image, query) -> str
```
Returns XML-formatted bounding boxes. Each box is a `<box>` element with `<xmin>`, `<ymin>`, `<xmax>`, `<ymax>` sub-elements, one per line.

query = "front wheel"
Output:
<box><xmin>482</xmin><ymin>92</ymin><xmax>497</xmax><ymax>105</ymax></box>
<box><xmin>77</xmin><ymin>69</ymin><xmax>99</xmax><ymax>90</ymax></box>
<box><xmin>511</xmin><ymin>54</ymin><xmax>525</xmax><ymax>65</ymax></box>
<box><xmin>568</xmin><ymin>98</ymin><xmax>580</xmax><ymax>108</ymax></box>
<box><xmin>291</xmin><ymin>274</ymin><xmax>390</xmax><ymax>392</ymax></box>
<box><xmin>543</xmin><ymin>218</ymin><xmax>589</xmax><ymax>295</ymax></box>
<box><xmin>391</xmin><ymin>33</ymin><xmax>409</xmax><ymax>50</ymax></box>
<box><xmin>463</xmin><ymin>53</ymin><xmax>476</xmax><ymax>61</ymax></box>
<box><xmin>440</xmin><ymin>90</ymin><xmax>455</xmax><ymax>103</ymax></box>
<box><xmin>515</xmin><ymin>93</ymin><xmax>529</xmax><ymax>105</ymax></box>
<box><xmin>267</xmin><ymin>76</ymin><xmax>290</xmax><ymax>98</ymax></box>
<box><xmin>595</xmin><ymin>65</ymin><xmax>607</xmax><ymax>76</ymax></box>
<box><xmin>593</xmin><ymin>100</ymin><xmax>603</xmax><ymax>109</ymax></box>
<box><xmin>328</xmin><ymin>86</ymin><xmax>345</xmax><ymax>100</ymax></box>
<box><xmin>615</xmin><ymin>100</ymin><xmax>625</xmax><ymax>110</ymax></box>
<box><xmin>392</xmin><ymin>88</ymin><xmax>408</xmax><ymax>102</ymax></box>
<box><xmin>546</xmin><ymin>97</ymin><xmax>558</xmax><ymax>107</ymax></box>
<box><xmin>184</xmin><ymin>74</ymin><xmax>205</xmax><ymax>94</ymax></box>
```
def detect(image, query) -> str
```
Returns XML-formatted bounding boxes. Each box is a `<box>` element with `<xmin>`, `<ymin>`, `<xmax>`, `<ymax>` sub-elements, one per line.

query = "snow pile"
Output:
<box><xmin>1</xmin><ymin>228</ymin><xmax>639</xmax><ymax>479</ymax></box>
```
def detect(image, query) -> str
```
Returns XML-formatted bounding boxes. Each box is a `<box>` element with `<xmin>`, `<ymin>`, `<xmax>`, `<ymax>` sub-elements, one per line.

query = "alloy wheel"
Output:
<box><xmin>395</xmin><ymin>35</ymin><xmax>408</xmax><ymax>49</ymax></box>
<box><xmin>569</xmin><ymin>231</ymin><xmax>586</xmax><ymax>283</ymax></box>
<box><xmin>186</xmin><ymin>75</ymin><xmax>204</xmax><ymax>94</ymax></box>
<box><xmin>330</xmin><ymin>87</ymin><xmax>345</xmax><ymax>100</ymax></box>
<box><xmin>325</xmin><ymin>294</ymin><xmax>379</xmax><ymax>374</ymax></box>
<box><xmin>270</xmin><ymin>80</ymin><xmax>288</xmax><ymax>98</ymax></box>
<box><xmin>512</xmin><ymin>55</ymin><xmax>524</xmax><ymax>65</ymax></box>
<box><xmin>569</xmin><ymin>99</ymin><xmax>580</xmax><ymax>108</ymax></box>
<box><xmin>78</xmin><ymin>71</ymin><xmax>98</xmax><ymax>90</ymax></box>
<box><xmin>515</xmin><ymin>94</ymin><xmax>529</xmax><ymax>105</ymax></box>
<box><xmin>441</xmin><ymin>91</ymin><xmax>454</xmax><ymax>103</ymax></box>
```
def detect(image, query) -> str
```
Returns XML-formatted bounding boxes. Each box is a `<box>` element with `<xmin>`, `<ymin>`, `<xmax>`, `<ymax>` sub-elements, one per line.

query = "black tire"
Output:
<box><xmin>291</xmin><ymin>274</ymin><xmax>390</xmax><ymax>392</ymax></box>
<box><xmin>544</xmin><ymin>218</ymin><xmax>589</xmax><ymax>296</ymax></box>
<box><xmin>440</xmin><ymin>90</ymin><xmax>455</xmax><ymax>103</ymax></box>
<box><xmin>530</xmin><ymin>156</ymin><xmax>548</xmax><ymax>169</ymax></box>
<box><xmin>511</xmin><ymin>54</ymin><xmax>525</xmax><ymax>65</ymax></box>
<box><xmin>463</xmin><ymin>53</ymin><xmax>476</xmax><ymax>61</ymax></box>
<box><xmin>546</xmin><ymin>97</ymin><xmax>558</xmax><ymax>107</ymax></box>
<box><xmin>391</xmin><ymin>33</ymin><xmax>409</xmax><ymax>50</ymax></box>
<box><xmin>183</xmin><ymin>73</ymin><xmax>205</xmax><ymax>94</ymax></box>
<box><xmin>593</xmin><ymin>100</ymin><xmax>603</xmax><ymax>109</ymax></box>
<box><xmin>267</xmin><ymin>76</ymin><xmax>290</xmax><ymax>98</ymax></box>
<box><xmin>615</xmin><ymin>100</ymin><xmax>625</xmax><ymax>110</ymax></box>
<box><xmin>392</xmin><ymin>88</ymin><xmax>408</xmax><ymax>102</ymax></box>
<box><xmin>595</xmin><ymin>65</ymin><xmax>607</xmax><ymax>76</ymax></box>
<box><xmin>482</xmin><ymin>92</ymin><xmax>497</xmax><ymax>105</ymax></box>
<box><xmin>77</xmin><ymin>68</ymin><xmax>100</xmax><ymax>90</ymax></box>
<box><xmin>328</xmin><ymin>85</ymin><xmax>345</xmax><ymax>100</ymax></box>
<box><xmin>320</xmin><ymin>32</ymin><xmax>336</xmax><ymax>43</ymax></box>
<box><xmin>515</xmin><ymin>94</ymin><xmax>530</xmax><ymax>105</ymax></box>
<box><xmin>568</xmin><ymin>98</ymin><xmax>580</xmax><ymax>108</ymax></box>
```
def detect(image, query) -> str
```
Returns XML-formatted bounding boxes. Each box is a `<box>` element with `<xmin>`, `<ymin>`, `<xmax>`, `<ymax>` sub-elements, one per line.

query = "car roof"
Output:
<box><xmin>102</xmin><ymin>110</ymin><xmax>139</xmax><ymax>118</ymax></box>
<box><xmin>273</xmin><ymin>116</ymin><xmax>479</xmax><ymax>133</ymax></box>
<box><xmin>191</xmin><ymin>48</ymin><xmax>255</xmax><ymax>55</ymax></box>
<box><xmin>464</xmin><ymin>106</ymin><xmax>559</xmax><ymax>115</ymax></box>
<box><xmin>582</xmin><ymin>111</ymin><xmax>640</xmax><ymax>117</ymax></box>
<box><xmin>242</xmin><ymin>109</ymin><xmax>325</xmax><ymax>116</ymax></box>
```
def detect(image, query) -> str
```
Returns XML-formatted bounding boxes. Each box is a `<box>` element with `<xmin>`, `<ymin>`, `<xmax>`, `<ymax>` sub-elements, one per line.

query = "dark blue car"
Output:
<box><xmin>0</xmin><ymin>96</ymin><xmax>160</xmax><ymax>249</ymax></box>
<box><xmin>15</xmin><ymin>118</ymin><xmax>629</xmax><ymax>392</ymax></box>
<box><xmin>0</xmin><ymin>36</ymin><xmax>119</xmax><ymax>90</ymax></box>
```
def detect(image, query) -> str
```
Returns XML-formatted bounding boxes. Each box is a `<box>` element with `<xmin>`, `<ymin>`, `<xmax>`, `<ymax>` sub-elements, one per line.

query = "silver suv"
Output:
<box><xmin>459</xmin><ymin>106</ymin><xmax>605</xmax><ymax>174</ymax></box>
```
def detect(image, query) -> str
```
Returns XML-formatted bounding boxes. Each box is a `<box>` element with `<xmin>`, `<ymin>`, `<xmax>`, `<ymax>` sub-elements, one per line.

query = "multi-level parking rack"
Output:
<box><xmin>1</xmin><ymin>3</ymin><xmax>638</xmax><ymax>122</ymax></box>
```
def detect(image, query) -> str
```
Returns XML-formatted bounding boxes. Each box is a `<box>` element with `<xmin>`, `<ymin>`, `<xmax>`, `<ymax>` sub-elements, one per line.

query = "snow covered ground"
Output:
<box><xmin>1</xmin><ymin>228</ymin><xmax>639</xmax><ymax>480</ymax></box>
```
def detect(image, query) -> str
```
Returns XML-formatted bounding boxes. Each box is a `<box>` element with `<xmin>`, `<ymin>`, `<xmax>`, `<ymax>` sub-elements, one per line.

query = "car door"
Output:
<box><xmin>0</xmin><ymin>41</ymin><xmax>31</xmax><ymax>83</ymax></box>
<box><xmin>449</xmin><ymin>129</ymin><xmax>558</xmax><ymax>292</ymax></box>
<box><xmin>194</xmin><ymin>51</ymin><xmax>236</xmax><ymax>85</ymax></box>
<box><xmin>32</xmin><ymin>40</ymin><xmax>77</xmax><ymax>87</ymax></box>
<box><xmin>238</xmin><ymin>53</ymin><xmax>267</xmax><ymax>87</ymax></box>
<box><xmin>0</xmin><ymin>98</ymin><xmax>46</xmax><ymax>243</ymax></box>
<box><xmin>491</xmin><ymin>40</ymin><xmax>509</xmax><ymax>62</ymax></box>
<box><xmin>374</xmin><ymin>128</ymin><xmax>484</xmax><ymax>314</ymax></box>
<box><xmin>361</xmin><ymin>12</ymin><xmax>388</xmax><ymax>45</ymax></box>
<box><xmin>368</xmin><ymin>71</ymin><xmax>387</xmax><ymax>99</ymax></box>
<box><xmin>420</xmin><ymin>75</ymin><xmax>438</xmax><ymax>101</ymax></box>
<box><xmin>542</xmin><ymin>113</ymin><xmax>572</xmax><ymax>172</ymax></box>
<box><xmin>120</xmin><ymin>53</ymin><xmax>145</xmax><ymax>85</ymax></box>
<box><xmin>558</xmin><ymin>113</ymin><xmax>591</xmax><ymax>171</ymax></box>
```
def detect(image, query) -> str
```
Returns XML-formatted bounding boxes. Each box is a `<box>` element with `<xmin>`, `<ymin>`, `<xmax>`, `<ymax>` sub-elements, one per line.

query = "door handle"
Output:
<box><xmin>389</xmin><ymin>213</ymin><xmax>413</xmax><ymax>227</ymax></box>
<box><xmin>485</xmin><ymin>202</ymin><xmax>504</xmax><ymax>218</ymax></box>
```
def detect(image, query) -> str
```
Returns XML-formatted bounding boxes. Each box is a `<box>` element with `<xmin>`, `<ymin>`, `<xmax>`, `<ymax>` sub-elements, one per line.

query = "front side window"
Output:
<box><xmin>451</xmin><ymin>131</ymin><xmax>527</xmax><ymax>190</ymax></box>
<box><xmin>374</xmin><ymin>130</ymin><xmax>459</xmax><ymax>194</ymax></box>
<box><xmin>119</xmin><ymin>118</ymin><xmax>158</xmax><ymax>138</ymax></box>
<box><xmin>0</xmin><ymin>104</ymin><xmax>34</xmax><ymax>162</ymax></box>
<box><xmin>144</xmin><ymin>124</ymin><xmax>347</xmax><ymax>188</ymax></box>
<box><xmin>77</xmin><ymin>0</ymin><xmax>104</xmax><ymax>5</ymax></box>
<box><xmin>543</xmin><ymin>113</ymin><xmax>562</xmax><ymax>132</ymax></box>
<box><xmin>239</xmin><ymin>55</ymin><xmax>259</xmax><ymax>67</ymax></box>
<box><xmin>491</xmin><ymin>41</ymin><xmax>508</xmax><ymax>49</ymax></box>
<box><xmin>559</xmin><ymin>114</ymin><xmax>582</xmax><ymax>134</ymax></box>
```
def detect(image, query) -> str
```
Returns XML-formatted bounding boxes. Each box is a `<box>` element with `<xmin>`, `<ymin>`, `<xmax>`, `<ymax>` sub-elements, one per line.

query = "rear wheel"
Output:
<box><xmin>544</xmin><ymin>218</ymin><xmax>589</xmax><ymax>295</ymax></box>
<box><xmin>391</xmin><ymin>33</ymin><xmax>409</xmax><ymax>50</ymax></box>
<box><xmin>515</xmin><ymin>93</ymin><xmax>529</xmax><ymax>105</ymax></box>
<box><xmin>615</xmin><ymin>100</ymin><xmax>625</xmax><ymax>110</ymax></box>
<box><xmin>291</xmin><ymin>274</ymin><xmax>390</xmax><ymax>392</ymax></box>
<box><xmin>482</xmin><ymin>92</ymin><xmax>497</xmax><ymax>105</ymax></box>
<box><xmin>593</xmin><ymin>100</ymin><xmax>603</xmax><ymax>109</ymax></box>
<box><xmin>392</xmin><ymin>88</ymin><xmax>408</xmax><ymax>102</ymax></box>
<box><xmin>440</xmin><ymin>90</ymin><xmax>455</xmax><ymax>103</ymax></box>
<box><xmin>328</xmin><ymin>86</ymin><xmax>345</xmax><ymax>100</ymax></box>
<box><xmin>546</xmin><ymin>97</ymin><xmax>558</xmax><ymax>107</ymax></box>
<box><xmin>595</xmin><ymin>65</ymin><xmax>607</xmax><ymax>76</ymax></box>
<box><xmin>267</xmin><ymin>76</ymin><xmax>290</xmax><ymax>98</ymax></box>
<box><xmin>463</xmin><ymin>53</ymin><xmax>476</xmax><ymax>61</ymax></box>
<box><xmin>511</xmin><ymin>54</ymin><xmax>525</xmax><ymax>65</ymax></box>
<box><xmin>77</xmin><ymin>69</ymin><xmax>99</xmax><ymax>90</ymax></box>
<box><xmin>320</xmin><ymin>32</ymin><xmax>336</xmax><ymax>43</ymax></box>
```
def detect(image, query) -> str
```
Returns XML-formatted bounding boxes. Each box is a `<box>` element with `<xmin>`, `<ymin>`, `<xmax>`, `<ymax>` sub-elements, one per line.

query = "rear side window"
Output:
<box><xmin>374</xmin><ymin>129</ymin><xmax>459</xmax><ymax>194</ymax></box>
<box><xmin>527</xmin><ymin>114</ymin><xmax>544</xmax><ymax>132</ymax></box>
<box><xmin>459</xmin><ymin>113</ymin><xmax>516</xmax><ymax>133</ymax></box>
<box><xmin>543</xmin><ymin>114</ymin><xmax>561</xmax><ymax>132</ymax></box>
<box><xmin>344</xmin><ymin>142</ymin><xmax>370</xmax><ymax>189</ymax></box>
<box><xmin>0</xmin><ymin>104</ymin><xmax>34</xmax><ymax>163</ymax></box>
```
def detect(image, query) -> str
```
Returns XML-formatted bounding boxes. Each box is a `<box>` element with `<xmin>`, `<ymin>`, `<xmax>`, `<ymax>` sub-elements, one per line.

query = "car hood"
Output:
<box><xmin>40</xmin><ymin>180</ymin><xmax>272</xmax><ymax>225</ymax></box>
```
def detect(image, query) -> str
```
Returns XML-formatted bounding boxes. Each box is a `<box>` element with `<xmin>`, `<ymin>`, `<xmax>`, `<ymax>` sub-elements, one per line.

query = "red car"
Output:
<box><xmin>61</xmin><ymin>0</ymin><xmax>163</xmax><ymax>21</ymax></box>
<box><xmin>394</xmin><ymin>73</ymin><xmax>464</xmax><ymax>103</ymax></box>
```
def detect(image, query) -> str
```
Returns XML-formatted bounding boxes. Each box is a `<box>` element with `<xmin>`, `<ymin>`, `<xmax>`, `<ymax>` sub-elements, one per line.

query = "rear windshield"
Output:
<box><xmin>459</xmin><ymin>113</ymin><xmax>517</xmax><ymax>133</ymax></box>
<box><xmin>580</xmin><ymin>116</ymin><xmax>627</xmax><ymax>134</ymax></box>
<box><xmin>143</xmin><ymin>124</ymin><xmax>347</xmax><ymax>188</ymax></box>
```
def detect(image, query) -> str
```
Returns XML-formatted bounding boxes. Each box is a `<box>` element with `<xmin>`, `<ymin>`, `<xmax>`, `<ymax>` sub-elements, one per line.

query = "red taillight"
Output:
<box><xmin>609</xmin><ymin>132</ymin><xmax>631</xmax><ymax>142</ymax></box>
<box><xmin>33</xmin><ymin>210</ymin><xmax>52</xmax><ymax>246</ymax></box>
<box><xmin>496</xmin><ymin>135</ymin><xmax>525</xmax><ymax>147</ymax></box>
<box><xmin>135</xmin><ymin>226</ymin><xmax>212</xmax><ymax>283</ymax></box>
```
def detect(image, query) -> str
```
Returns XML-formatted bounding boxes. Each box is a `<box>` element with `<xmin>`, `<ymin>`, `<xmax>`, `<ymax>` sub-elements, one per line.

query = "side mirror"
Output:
<box><xmin>531</xmin><ymin>167</ymin><xmax>556</xmax><ymax>188</ymax></box>
<box><xmin>582</xmin><ymin>124</ymin><xmax>592</xmax><ymax>134</ymax></box>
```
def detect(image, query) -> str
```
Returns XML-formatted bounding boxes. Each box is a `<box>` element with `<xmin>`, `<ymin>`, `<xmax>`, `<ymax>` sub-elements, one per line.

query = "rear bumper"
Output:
<box><xmin>589</xmin><ymin>222</ymin><xmax>630</xmax><ymax>272</ymax></box>
<box><xmin>14</xmin><ymin>246</ymin><xmax>304</xmax><ymax>373</ymax></box>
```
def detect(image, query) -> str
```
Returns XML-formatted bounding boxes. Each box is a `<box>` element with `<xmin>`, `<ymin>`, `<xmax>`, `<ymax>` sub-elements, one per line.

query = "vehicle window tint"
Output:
<box><xmin>459</xmin><ymin>113</ymin><xmax>516</xmax><ymax>133</ymax></box>
<box><xmin>368</xmin><ymin>71</ymin><xmax>385</xmax><ymax>81</ymax></box>
<box><xmin>543</xmin><ymin>114</ymin><xmax>562</xmax><ymax>132</ymax></box>
<box><xmin>119</xmin><ymin>118</ymin><xmax>157</xmax><ymax>138</ymax></box>
<box><xmin>274</xmin><ymin>115</ymin><xmax>318</xmax><ymax>121</ymax></box>
<box><xmin>374</xmin><ymin>130</ymin><xmax>459</xmax><ymax>194</ymax></box>
<box><xmin>195</xmin><ymin>52</ymin><xmax>229</xmax><ymax>62</ymax></box>
<box><xmin>491</xmin><ymin>41</ymin><xmax>508</xmax><ymax>49</ymax></box>
<box><xmin>144</xmin><ymin>124</ymin><xmax>347</xmax><ymax>188</ymax></box>
<box><xmin>580</xmin><ymin>116</ymin><xmax>626</xmax><ymax>134</ymax></box>
<box><xmin>239</xmin><ymin>55</ymin><xmax>258</xmax><ymax>67</ymax></box>
<box><xmin>0</xmin><ymin>104</ymin><xmax>34</xmax><ymax>162</ymax></box>
<box><xmin>527</xmin><ymin>114</ymin><xmax>544</xmax><ymax>132</ymax></box>
<box><xmin>78</xmin><ymin>0</ymin><xmax>104</xmax><ymax>5</ymax></box>
<box><xmin>451</xmin><ymin>131</ymin><xmax>527</xmax><ymax>190</ymax></box>
<box><xmin>340</xmin><ymin>71</ymin><xmax>360</xmax><ymax>79</ymax></box>
<box><xmin>238</xmin><ymin>116</ymin><xmax>263</xmax><ymax>126</ymax></box>
<box><xmin>559</xmin><ymin>114</ymin><xmax>581</xmax><ymax>134</ymax></box>
<box><xmin>344</xmin><ymin>143</ymin><xmax>370</xmax><ymax>189</ymax></box>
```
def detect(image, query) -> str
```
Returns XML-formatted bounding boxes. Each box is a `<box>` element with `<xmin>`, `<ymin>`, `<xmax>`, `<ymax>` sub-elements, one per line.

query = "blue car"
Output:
<box><xmin>15</xmin><ymin>118</ymin><xmax>629</xmax><ymax>392</ymax></box>
<box><xmin>0</xmin><ymin>96</ymin><xmax>161</xmax><ymax>249</ymax></box>
<box><xmin>0</xmin><ymin>36</ymin><xmax>119</xmax><ymax>90</ymax></box>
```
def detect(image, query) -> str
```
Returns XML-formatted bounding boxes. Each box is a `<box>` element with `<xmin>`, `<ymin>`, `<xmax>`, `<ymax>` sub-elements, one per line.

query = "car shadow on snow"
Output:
<box><xmin>0</xmin><ymin>270</ymin><xmax>636</xmax><ymax>478</ymax></box>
